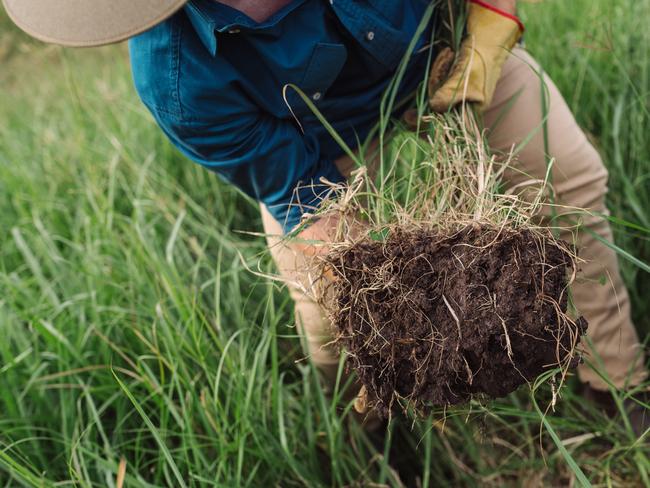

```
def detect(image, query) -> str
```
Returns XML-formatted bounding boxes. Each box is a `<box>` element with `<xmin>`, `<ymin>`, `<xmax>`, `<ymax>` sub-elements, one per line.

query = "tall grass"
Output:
<box><xmin>519</xmin><ymin>0</ymin><xmax>650</xmax><ymax>335</ymax></box>
<box><xmin>0</xmin><ymin>0</ymin><xmax>649</xmax><ymax>486</ymax></box>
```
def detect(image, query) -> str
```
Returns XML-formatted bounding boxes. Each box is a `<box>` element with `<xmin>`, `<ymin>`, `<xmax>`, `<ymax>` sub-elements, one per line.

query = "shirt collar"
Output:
<box><xmin>184</xmin><ymin>1</ymin><xmax>229</xmax><ymax>56</ymax></box>
<box><xmin>184</xmin><ymin>0</ymin><xmax>308</xmax><ymax>56</ymax></box>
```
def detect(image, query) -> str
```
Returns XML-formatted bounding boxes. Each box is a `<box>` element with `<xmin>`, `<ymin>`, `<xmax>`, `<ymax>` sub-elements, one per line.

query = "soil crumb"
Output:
<box><xmin>323</xmin><ymin>225</ymin><xmax>587</xmax><ymax>416</ymax></box>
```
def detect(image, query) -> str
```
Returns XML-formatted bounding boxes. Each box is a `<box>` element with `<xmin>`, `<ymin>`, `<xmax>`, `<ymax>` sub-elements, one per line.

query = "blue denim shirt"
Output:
<box><xmin>129</xmin><ymin>0</ymin><xmax>433</xmax><ymax>232</ymax></box>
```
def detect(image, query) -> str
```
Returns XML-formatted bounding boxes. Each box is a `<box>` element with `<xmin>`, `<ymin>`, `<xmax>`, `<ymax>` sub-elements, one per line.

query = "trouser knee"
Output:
<box><xmin>554</xmin><ymin>144</ymin><xmax>609</xmax><ymax>214</ymax></box>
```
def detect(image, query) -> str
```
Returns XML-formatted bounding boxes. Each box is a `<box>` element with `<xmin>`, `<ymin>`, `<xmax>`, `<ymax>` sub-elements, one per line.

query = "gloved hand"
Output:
<box><xmin>429</xmin><ymin>0</ymin><xmax>524</xmax><ymax>113</ymax></box>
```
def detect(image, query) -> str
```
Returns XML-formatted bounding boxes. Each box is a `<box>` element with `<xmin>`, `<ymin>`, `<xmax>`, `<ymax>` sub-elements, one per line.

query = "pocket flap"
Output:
<box><xmin>299</xmin><ymin>42</ymin><xmax>348</xmax><ymax>98</ymax></box>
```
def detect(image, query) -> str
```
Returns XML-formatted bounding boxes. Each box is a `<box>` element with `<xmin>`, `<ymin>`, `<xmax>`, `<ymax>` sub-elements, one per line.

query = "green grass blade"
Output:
<box><xmin>111</xmin><ymin>368</ymin><xmax>188</xmax><ymax>488</ymax></box>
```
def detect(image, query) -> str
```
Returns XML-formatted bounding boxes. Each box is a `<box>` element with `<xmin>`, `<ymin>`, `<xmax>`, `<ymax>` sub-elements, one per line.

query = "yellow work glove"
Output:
<box><xmin>429</xmin><ymin>0</ymin><xmax>524</xmax><ymax>113</ymax></box>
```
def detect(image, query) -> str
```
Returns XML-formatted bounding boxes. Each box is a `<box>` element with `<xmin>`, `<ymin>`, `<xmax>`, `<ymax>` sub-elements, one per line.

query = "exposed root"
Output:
<box><xmin>442</xmin><ymin>294</ymin><xmax>462</xmax><ymax>351</ymax></box>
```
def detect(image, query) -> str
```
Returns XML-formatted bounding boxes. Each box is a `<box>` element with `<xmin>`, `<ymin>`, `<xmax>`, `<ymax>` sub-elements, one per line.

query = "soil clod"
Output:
<box><xmin>322</xmin><ymin>224</ymin><xmax>588</xmax><ymax>417</ymax></box>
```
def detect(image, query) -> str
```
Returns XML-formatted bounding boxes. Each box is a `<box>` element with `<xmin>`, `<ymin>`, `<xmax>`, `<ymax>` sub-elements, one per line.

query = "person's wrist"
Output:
<box><xmin>470</xmin><ymin>0</ymin><xmax>523</xmax><ymax>32</ymax></box>
<box><xmin>470</xmin><ymin>0</ymin><xmax>517</xmax><ymax>16</ymax></box>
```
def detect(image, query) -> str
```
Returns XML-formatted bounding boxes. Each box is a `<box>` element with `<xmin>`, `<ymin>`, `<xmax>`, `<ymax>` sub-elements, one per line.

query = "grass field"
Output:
<box><xmin>1</xmin><ymin>0</ymin><xmax>649</xmax><ymax>486</ymax></box>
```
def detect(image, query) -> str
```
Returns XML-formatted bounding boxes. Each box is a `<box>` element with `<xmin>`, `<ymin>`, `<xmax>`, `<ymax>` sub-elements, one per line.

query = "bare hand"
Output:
<box><xmin>293</xmin><ymin>213</ymin><xmax>343</xmax><ymax>258</ymax></box>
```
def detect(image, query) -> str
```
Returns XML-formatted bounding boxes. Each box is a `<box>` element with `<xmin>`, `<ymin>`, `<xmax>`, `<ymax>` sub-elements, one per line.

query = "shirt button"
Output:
<box><xmin>228</xmin><ymin>28</ymin><xmax>241</xmax><ymax>34</ymax></box>
<box><xmin>366</xmin><ymin>31</ymin><xmax>375</xmax><ymax>41</ymax></box>
<box><xmin>312</xmin><ymin>92</ymin><xmax>322</xmax><ymax>101</ymax></box>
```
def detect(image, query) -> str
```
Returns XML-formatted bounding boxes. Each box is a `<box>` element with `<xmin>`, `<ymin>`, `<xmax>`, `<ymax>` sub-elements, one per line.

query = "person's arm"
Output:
<box><xmin>153</xmin><ymin>97</ymin><xmax>347</xmax><ymax>235</ymax></box>
<box><xmin>129</xmin><ymin>17</ymin><xmax>352</xmax><ymax>240</ymax></box>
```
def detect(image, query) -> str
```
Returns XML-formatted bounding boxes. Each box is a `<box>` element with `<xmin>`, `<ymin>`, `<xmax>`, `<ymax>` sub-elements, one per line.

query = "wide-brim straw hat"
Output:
<box><xmin>2</xmin><ymin>0</ymin><xmax>189</xmax><ymax>47</ymax></box>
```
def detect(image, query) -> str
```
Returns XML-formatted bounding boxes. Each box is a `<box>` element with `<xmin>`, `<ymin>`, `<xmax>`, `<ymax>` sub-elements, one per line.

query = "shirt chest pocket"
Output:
<box><xmin>287</xmin><ymin>42</ymin><xmax>348</xmax><ymax>116</ymax></box>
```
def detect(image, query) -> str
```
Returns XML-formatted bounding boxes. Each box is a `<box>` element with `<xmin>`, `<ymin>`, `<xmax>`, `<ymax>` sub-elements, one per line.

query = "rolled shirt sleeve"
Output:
<box><xmin>155</xmin><ymin>108</ymin><xmax>347</xmax><ymax>233</ymax></box>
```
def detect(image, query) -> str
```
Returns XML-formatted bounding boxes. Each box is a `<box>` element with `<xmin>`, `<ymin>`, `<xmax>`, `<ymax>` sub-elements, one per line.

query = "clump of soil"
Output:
<box><xmin>322</xmin><ymin>224</ymin><xmax>587</xmax><ymax>417</ymax></box>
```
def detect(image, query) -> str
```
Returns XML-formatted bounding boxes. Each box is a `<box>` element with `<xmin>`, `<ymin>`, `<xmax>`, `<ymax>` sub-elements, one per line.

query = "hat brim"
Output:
<box><xmin>2</xmin><ymin>0</ymin><xmax>188</xmax><ymax>47</ymax></box>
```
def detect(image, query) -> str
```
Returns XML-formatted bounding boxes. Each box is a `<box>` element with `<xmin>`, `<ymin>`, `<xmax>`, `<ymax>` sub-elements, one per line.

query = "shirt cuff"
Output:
<box><xmin>264</xmin><ymin>159</ymin><xmax>348</xmax><ymax>235</ymax></box>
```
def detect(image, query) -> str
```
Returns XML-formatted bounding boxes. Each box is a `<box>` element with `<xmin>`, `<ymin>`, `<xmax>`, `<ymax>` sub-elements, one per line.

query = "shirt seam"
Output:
<box><xmin>170</xmin><ymin>18</ymin><xmax>184</xmax><ymax>119</ymax></box>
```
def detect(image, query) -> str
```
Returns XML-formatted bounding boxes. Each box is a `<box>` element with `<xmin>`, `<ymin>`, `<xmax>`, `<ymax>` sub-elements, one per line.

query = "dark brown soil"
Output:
<box><xmin>323</xmin><ymin>225</ymin><xmax>587</xmax><ymax>417</ymax></box>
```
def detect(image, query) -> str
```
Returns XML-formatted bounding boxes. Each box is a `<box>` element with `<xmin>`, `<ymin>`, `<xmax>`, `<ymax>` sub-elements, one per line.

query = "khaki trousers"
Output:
<box><xmin>261</xmin><ymin>47</ymin><xmax>647</xmax><ymax>394</ymax></box>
